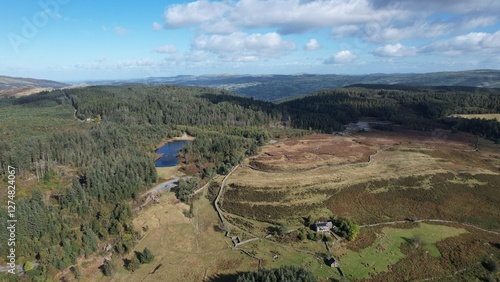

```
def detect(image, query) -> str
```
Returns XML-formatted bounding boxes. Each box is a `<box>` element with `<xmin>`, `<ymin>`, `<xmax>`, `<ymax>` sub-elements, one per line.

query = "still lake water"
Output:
<box><xmin>155</xmin><ymin>140</ymin><xmax>191</xmax><ymax>167</ymax></box>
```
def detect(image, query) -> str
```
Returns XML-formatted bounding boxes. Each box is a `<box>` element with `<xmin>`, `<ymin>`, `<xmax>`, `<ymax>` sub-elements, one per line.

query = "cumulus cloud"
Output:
<box><xmin>164</xmin><ymin>0</ymin><xmax>230</xmax><ymax>28</ymax></box>
<box><xmin>372</xmin><ymin>0</ymin><xmax>500</xmax><ymax>15</ymax></box>
<box><xmin>152</xmin><ymin>22</ymin><xmax>163</xmax><ymax>31</ymax></box>
<box><xmin>420</xmin><ymin>31</ymin><xmax>500</xmax><ymax>56</ymax></box>
<box><xmin>163</xmin><ymin>0</ymin><xmax>499</xmax><ymax>41</ymax></box>
<box><xmin>158</xmin><ymin>0</ymin><xmax>500</xmax><ymax>66</ymax></box>
<box><xmin>154</xmin><ymin>44</ymin><xmax>178</xmax><ymax>54</ymax></box>
<box><xmin>304</xmin><ymin>39</ymin><xmax>321</xmax><ymax>51</ymax></box>
<box><xmin>324</xmin><ymin>50</ymin><xmax>357</xmax><ymax>64</ymax></box>
<box><xmin>193</xmin><ymin>32</ymin><xmax>296</xmax><ymax>61</ymax></box>
<box><xmin>372</xmin><ymin>43</ymin><xmax>417</xmax><ymax>57</ymax></box>
<box><xmin>362</xmin><ymin>16</ymin><xmax>498</xmax><ymax>43</ymax></box>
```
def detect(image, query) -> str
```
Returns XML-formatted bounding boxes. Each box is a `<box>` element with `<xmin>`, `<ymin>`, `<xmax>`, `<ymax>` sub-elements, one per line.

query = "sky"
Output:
<box><xmin>1</xmin><ymin>0</ymin><xmax>500</xmax><ymax>82</ymax></box>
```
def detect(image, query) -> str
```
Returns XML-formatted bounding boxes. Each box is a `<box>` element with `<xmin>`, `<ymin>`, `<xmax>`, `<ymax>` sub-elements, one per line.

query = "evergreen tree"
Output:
<box><xmin>236</xmin><ymin>265</ymin><xmax>317</xmax><ymax>282</ymax></box>
<box><xmin>139</xmin><ymin>247</ymin><xmax>155</xmax><ymax>264</ymax></box>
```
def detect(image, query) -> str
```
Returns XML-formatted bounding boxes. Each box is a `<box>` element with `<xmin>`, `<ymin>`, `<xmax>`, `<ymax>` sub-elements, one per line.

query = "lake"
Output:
<box><xmin>155</xmin><ymin>140</ymin><xmax>191</xmax><ymax>167</ymax></box>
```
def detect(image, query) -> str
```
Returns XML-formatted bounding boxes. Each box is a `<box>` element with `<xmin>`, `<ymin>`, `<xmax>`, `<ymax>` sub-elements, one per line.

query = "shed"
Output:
<box><xmin>327</xmin><ymin>257</ymin><xmax>339</xmax><ymax>268</ymax></box>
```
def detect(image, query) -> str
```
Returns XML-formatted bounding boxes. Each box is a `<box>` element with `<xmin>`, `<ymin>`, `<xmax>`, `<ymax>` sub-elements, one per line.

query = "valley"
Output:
<box><xmin>95</xmin><ymin>128</ymin><xmax>500</xmax><ymax>281</ymax></box>
<box><xmin>0</xmin><ymin>83</ymin><xmax>499</xmax><ymax>281</ymax></box>
<box><xmin>3</xmin><ymin>1</ymin><xmax>500</xmax><ymax>281</ymax></box>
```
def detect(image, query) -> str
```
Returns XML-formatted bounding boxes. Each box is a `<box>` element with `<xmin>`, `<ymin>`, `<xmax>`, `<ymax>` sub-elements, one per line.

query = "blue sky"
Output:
<box><xmin>1</xmin><ymin>0</ymin><xmax>500</xmax><ymax>81</ymax></box>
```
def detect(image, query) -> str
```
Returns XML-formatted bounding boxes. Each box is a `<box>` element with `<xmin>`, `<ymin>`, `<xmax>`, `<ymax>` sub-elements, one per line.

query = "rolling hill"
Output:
<box><xmin>0</xmin><ymin>75</ymin><xmax>68</xmax><ymax>97</ymax></box>
<box><xmin>84</xmin><ymin>69</ymin><xmax>500</xmax><ymax>102</ymax></box>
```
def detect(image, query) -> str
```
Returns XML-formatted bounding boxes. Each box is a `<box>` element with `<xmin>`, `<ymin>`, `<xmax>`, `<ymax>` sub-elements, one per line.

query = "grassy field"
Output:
<box><xmin>451</xmin><ymin>113</ymin><xmax>500</xmax><ymax>121</ymax></box>
<box><xmin>328</xmin><ymin>172</ymin><xmax>500</xmax><ymax>231</ymax></box>
<box><xmin>81</xmin><ymin>187</ymin><xmax>258</xmax><ymax>282</ymax></box>
<box><xmin>336</xmin><ymin>223</ymin><xmax>467</xmax><ymax>280</ymax></box>
<box><xmin>218</xmin><ymin>129</ymin><xmax>500</xmax><ymax>280</ymax></box>
<box><xmin>222</xmin><ymin>130</ymin><xmax>499</xmax><ymax>226</ymax></box>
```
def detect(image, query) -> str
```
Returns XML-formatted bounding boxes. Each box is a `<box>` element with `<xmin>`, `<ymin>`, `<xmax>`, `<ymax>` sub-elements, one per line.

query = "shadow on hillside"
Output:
<box><xmin>206</xmin><ymin>272</ymin><xmax>241</xmax><ymax>282</ymax></box>
<box><xmin>200</xmin><ymin>93</ymin><xmax>277</xmax><ymax>110</ymax></box>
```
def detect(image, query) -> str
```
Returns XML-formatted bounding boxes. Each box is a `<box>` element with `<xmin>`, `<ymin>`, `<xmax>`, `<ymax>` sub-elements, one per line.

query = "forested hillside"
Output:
<box><xmin>93</xmin><ymin>70</ymin><xmax>500</xmax><ymax>102</ymax></box>
<box><xmin>283</xmin><ymin>85</ymin><xmax>500</xmax><ymax>140</ymax></box>
<box><xmin>0</xmin><ymin>85</ymin><xmax>288</xmax><ymax>280</ymax></box>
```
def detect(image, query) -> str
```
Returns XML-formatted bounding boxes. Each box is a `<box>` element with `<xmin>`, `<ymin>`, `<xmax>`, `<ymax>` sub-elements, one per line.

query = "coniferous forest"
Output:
<box><xmin>0</xmin><ymin>84</ymin><xmax>499</xmax><ymax>280</ymax></box>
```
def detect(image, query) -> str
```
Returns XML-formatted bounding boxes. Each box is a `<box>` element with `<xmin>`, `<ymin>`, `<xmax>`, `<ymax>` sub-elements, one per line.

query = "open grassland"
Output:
<box><xmin>452</xmin><ymin>113</ymin><xmax>500</xmax><ymax>121</ymax></box>
<box><xmin>236</xmin><ymin>239</ymin><xmax>341</xmax><ymax>281</ymax></box>
<box><xmin>219</xmin><ymin>129</ymin><xmax>500</xmax><ymax>280</ymax></box>
<box><xmin>223</xmin><ymin>130</ymin><xmax>499</xmax><ymax>227</ymax></box>
<box><xmin>250</xmin><ymin>134</ymin><xmax>376</xmax><ymax>171</ymax></box>
<box><xmin>329</xmin><ymin>173</ymin><xmax>500</xmax><ymax>231</ymax></box>
<box><xmin>335</xmin><ymin>223</ymin><xmax>467</xmax><ymax>280</ymax></box>
<box><xmin>85</xmin><ymin>191</ymin><xmax>258</xmax><ymax>282</ymax></box>
<box><xmin>363</xmin><ymin>227</ymin><xmax>500</xmax><ymax>282</ymax></box>
<box><xmin>156</xmin><ymin>166</ymin><xmax>184</xmax><ymax>181</ymax></box>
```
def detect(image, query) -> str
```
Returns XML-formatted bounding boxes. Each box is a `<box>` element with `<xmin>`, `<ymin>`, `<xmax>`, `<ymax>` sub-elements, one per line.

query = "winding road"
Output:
<box><xmin>140</xmin><ymin>178</ymin><xmax>180</xmax><ymax>198</ymax></box>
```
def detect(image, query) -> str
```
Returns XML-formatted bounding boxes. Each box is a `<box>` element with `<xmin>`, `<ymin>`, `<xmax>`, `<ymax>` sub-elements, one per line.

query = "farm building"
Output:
<box><xmin>314</xmin><ymin>221</ymin><xmax>334</xmax><ymax>232</ymax></box>
<box><xmin>327</xmin><ymin>257</ymin><xmax>339</xmax><ymax>268</ymax></box>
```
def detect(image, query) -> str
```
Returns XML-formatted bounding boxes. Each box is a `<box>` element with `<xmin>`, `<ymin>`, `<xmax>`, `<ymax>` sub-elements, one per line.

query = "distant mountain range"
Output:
<box><xmin>2</xmin><ymin>69</ymin><xmax>499</xmax><ymax>101</ymax></box>
<box><xmin>0</xmin><ymin>75</ymin><xmax>68</xmax><ymax>97</ymax></box>
<box><xmin>83</xmin><ymin>69</ymin><xmax>500</xmax><ymax>102</ymax></box>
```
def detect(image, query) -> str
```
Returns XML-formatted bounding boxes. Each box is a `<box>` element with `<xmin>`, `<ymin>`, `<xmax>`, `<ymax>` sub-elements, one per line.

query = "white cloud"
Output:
<box><xmin>421</xmin><ymin>31</ymin><xmax>500</xmax><ymax>56</ymax></box>
<box><xmin>114</xmin><ymin>26</ymin><xmax>129</xmax><ymax>35</ymax></box>
<box><xmin>164</xmin><ymin>0</ymin><xmax>230</xmax><ymax>28</ymax></box>
<box><xmin>304</xmin><ymin>39</ymin><xmax>321</xmax><ymax>51</ymax></box>
<box><xmin>193</xmin><ymin>32</ymin><xmax>296</xmax><ymax>61</ymax></box>
<box><xmin>152</xmin><ymin>22</ymin><xmax>163</xmax><ymax>31</ymax></box>
<box><xmin>200</xmin><ymin>18</ymin><xmax>236</xmax><ymax>34</ymax></box>
<box><xmin>373</xmin><ymin>0</ymin><xmax>500</xmax><ymax>15</ymax></box>
<box><xmin>324</xmin><ymin>50</ymin><xmax>357</xmax><ymax>64</ymax></box>
<box><xmin>229</xmin><ymin>0</ymin><xmax>383</xmax><ymax>33</ymax></box>
<box><xmin>362</xmin><ymin>16</ymin><xmax>498</xmax><ymax>43</ymax></box>
<box><xmin>157</xmin><ymin>0</ymin><xmax>500</xmax><ymax>68</ymax></box>
<box><xmin>163</xmin><ymin>0</ymin><xmax>500</xmax><ymax>42</ymax></box>
<box><xmin>154</xmin><ymin>44</ymin><xmax>178</xmax><ymax>54</ymax></box>
<box><xmin>372</xmin><ymin>43</ymin><xmax>417</xmax><ymax>57</ymax></box>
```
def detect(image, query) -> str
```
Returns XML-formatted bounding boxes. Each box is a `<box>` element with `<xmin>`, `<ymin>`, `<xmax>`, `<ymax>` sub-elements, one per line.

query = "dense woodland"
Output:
<box><xmin>283</xmin><ymin>85</ymin><xmax>500</xmax><ymax>140</ymax></box>
<box><xmin>234</xmin><ymin>265</ymin><xmax>317</xmax><ymax>282</ymax></box>
<box><xmin>0</xmin><ymin>85</ymin><xmax>285</xmax><ymax>279</ymax></box>
<box><xmin>0</xmin><ymin>83</ymin><xmax>499</xmax><ymax>280</ymax></box>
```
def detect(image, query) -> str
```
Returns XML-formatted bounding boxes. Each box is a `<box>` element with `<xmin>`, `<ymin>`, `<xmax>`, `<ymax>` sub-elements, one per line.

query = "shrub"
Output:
<box><xmin>126</xmin><ymin>256</ymin><xmax>141</xmax><ymax>272</ymax></box>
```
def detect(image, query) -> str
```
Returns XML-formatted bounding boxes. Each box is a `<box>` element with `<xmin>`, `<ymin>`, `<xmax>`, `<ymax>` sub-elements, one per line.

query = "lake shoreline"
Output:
<box><xmin>156</xmin><ymin>132</ymin><xmax>195</xmax><ymax>150</ymax></box>
<box><xmin>155</xmin><ymin>136</ymin><xmax>193</xmax><ymax>167</ymax></box>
